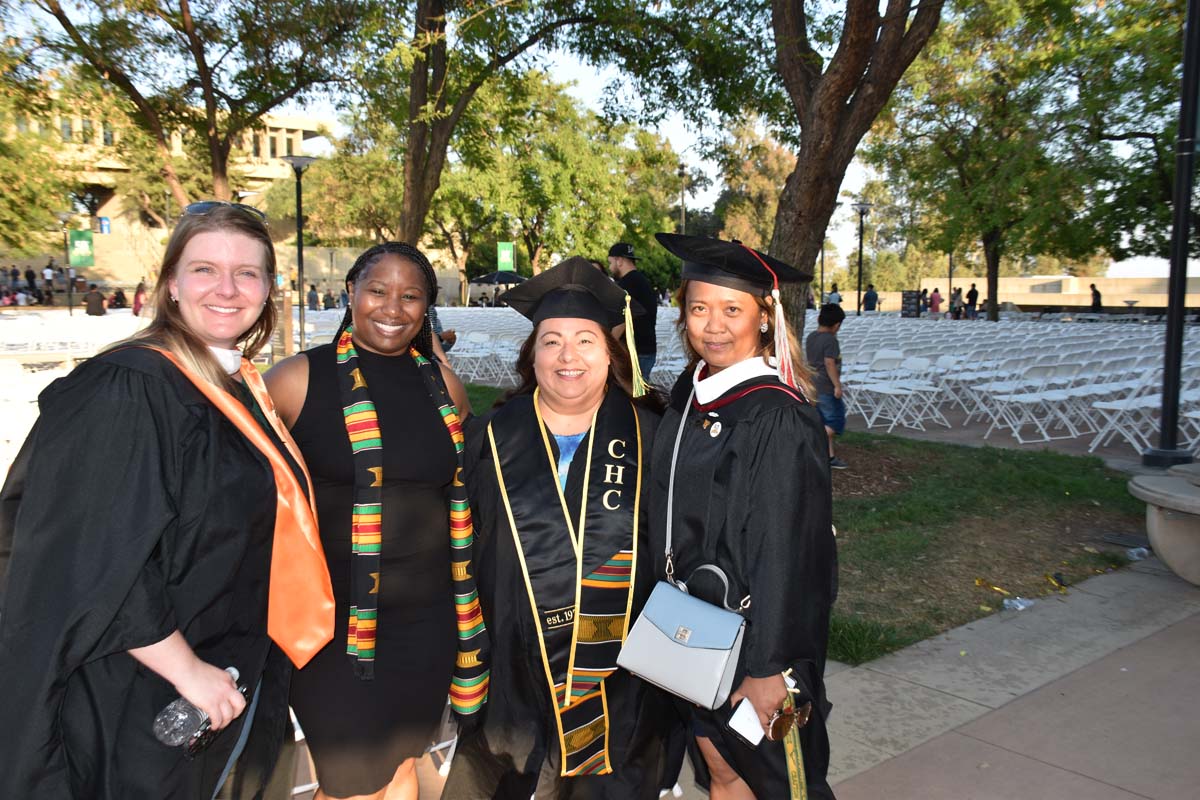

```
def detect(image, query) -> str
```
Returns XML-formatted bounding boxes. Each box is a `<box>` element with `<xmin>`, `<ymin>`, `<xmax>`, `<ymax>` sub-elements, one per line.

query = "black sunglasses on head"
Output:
<box><xmin>183</xmin><ymin>200</ymin><xmax>267</xmax><ymax>223</ymax></box>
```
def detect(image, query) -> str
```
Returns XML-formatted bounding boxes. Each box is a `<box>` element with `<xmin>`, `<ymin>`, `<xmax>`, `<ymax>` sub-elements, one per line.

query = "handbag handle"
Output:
<box><xmin>678</xmin><ymin>564</ymin><xmax>752</xmax><ymax>613</ymax></box>
<box><xmin>665</xmin><ymin>384</ymin><xmax>750</xmax><ymax>613</ymax></box>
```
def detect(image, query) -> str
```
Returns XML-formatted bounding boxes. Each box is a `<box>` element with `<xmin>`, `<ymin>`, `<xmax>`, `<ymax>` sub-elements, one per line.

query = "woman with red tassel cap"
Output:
<box><xmin>647</xmin><ymin>233</ymin><xmax>838</xmax><ymax>799</ymax></box>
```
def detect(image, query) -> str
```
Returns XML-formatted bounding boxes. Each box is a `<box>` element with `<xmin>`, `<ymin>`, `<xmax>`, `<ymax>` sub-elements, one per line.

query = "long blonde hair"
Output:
<box><xmin>110</xmin><ymin>205</ymin><xmax>277</xmax><ymax>389</ymax></box>
<box><xmin>675</xmin><ymin>280</ymin><xmax>815</xmax><ymax>400</ymax></box>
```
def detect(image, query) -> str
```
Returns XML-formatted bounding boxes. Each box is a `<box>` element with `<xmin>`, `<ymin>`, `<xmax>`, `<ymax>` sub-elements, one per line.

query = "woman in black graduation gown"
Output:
<box><xmin>649</xmin><ymin>234</ymin><xmax>838</xmax><ymax>799</ymax></box>
<box><xmin>0</xmin><ymin>202</ymin><xmax>334</xmax><ymax>799</ymax></box>
<box><xmin>443</xmin><ymin>257</ymin><xmax>673</xmax><ymax>800</ymax></box>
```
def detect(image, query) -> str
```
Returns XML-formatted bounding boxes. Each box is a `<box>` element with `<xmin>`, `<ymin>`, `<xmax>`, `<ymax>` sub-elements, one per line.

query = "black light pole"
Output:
<box><xmin>851</xmin><ymin>202</ymin><xmax>872</xmax><ymax>316</ymax></box>
<box><xmin>1145</xmin><ymin>0</ymin><xmax>1200</xmax><ymax>467</ymax></box>
<box><xmin>282</xmin><ymin>155</ymin><xmax>318</xmax><ymax>351</ymax></box>
<box><xmin>819</xmin><ymin>244</ymin><xmax>825</xmax><ymax>304</ymax></box>
<box><xmin>678</xmin><ymin>163</ymin><xmax>687</xmax><ymax>234</ymax></box>
<box><xmin>54</xmin><ymin>210</ymin><xmax>73</xmax><ymax>315</ymax></box>
<box><xmin>948</xmin><ymin>251</ymin><xmax>954</xmax><ymax>308</ymax></box>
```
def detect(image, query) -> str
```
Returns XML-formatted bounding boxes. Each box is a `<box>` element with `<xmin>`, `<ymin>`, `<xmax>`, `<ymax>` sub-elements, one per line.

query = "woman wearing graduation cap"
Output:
<box><xmin>649</xmin><ymin>233</ymin><xmax>838</xmax><ymax>799</ymax></box>
<box><xmin>442</xmin><ymin>257</ymin><xmax>673</xmax><ymax>800</ymax></box>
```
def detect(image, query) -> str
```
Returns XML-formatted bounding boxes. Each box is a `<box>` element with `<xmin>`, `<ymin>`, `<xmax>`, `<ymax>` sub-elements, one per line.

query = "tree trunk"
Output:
<box><xmin>531</xmin><ymin>242</ymin><xmax>545</xmax><ymax>275</ymax></box>
<box><xmin>457</xmin><ymin>250</ymin><xmax>469</xmax><ymax>305</ymax></box>
<box><xmin>983</xmin><ymin>229</ymin><xmax>1002</xmax><ymax>322</ymax></box>
<box><xmin>768</xmin><ymin>0</ymin><xmax>945</xmax><ymax>337</ymax></box>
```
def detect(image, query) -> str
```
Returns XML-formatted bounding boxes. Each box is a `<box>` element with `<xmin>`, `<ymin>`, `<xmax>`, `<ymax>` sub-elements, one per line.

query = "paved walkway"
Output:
<box><xmin>829</xmin><ymin>556</ymin><xmax>1200</xmax><ymax>799</ymax></box>
<box><xmin>292</xmin><ymin>560</ymin><xmax>1199</xmax><ymax>799</ymax></box>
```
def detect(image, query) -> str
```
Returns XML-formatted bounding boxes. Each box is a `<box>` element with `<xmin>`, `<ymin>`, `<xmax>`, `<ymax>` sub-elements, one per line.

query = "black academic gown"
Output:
<box><xmin>443</xmin><ymin>389</ymin><xmax>673</xmax><ymax>800</ymax></box>
<box><xmin>650</xmin><ymin>368</ymin><xmax>838</xmax><ymax>799</ymax></box>
<box><xmin>0</xmin><ymin>348</ymin><xmax>292</xmax><ymax>799</ymax></box>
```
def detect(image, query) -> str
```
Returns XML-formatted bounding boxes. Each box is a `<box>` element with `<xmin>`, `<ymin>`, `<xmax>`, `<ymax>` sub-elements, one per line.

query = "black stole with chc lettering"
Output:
<box><xmin>487</xmin><ymin>387</ymin><xmax>642</xmax><ymax>777</ymax></box>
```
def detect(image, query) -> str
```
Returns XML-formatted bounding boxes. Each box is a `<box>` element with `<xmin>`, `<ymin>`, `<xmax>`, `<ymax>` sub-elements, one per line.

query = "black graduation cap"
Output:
<box><xmin>500</xmin><ymin>256</ymin><xmax>649</xmax><ymax>395</ymax></box>
<box><xmin>501</xmin><ymin>256</ymin><xmax>641</xmax><ymax>329</ymax></box>
<box><xmin>655</xmin><ymin>233</ymin><xmax>811</xmax><ymax>296</ymax></box>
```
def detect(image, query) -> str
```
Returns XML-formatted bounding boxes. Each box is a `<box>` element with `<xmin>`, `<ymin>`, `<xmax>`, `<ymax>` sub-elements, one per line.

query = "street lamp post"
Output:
<box><xmin>54</xmin><ymin>210</ymin><xmax>73</xmax><ymax>315</ymax></box>
<box><xmin>1144</xmin><ymin>0</ymin><xmax>1200</xmax><ymax>467</ymax></box>
<box><xmin>677</xmin><ymin>163</ymin><xmax>687</xmax><ymax>235</ymax></box>
<box><xmin>948</xmin><ymin>251</ymin><xmax>954</xmax><ymax>311</ymax></box>
<box><xmin>851</xmin><ymin>202</ymin><xmax>873</xmax><ymax>317</ymax></box>
<box><xmin>282</xmin><ymin>155</ymin><xmax>318</xmax><ymax>351</ymax></box>
<box><xmin>819</xmin><ymin>244</ymin><xmax>824</xmax><ymax>305</ymax></box>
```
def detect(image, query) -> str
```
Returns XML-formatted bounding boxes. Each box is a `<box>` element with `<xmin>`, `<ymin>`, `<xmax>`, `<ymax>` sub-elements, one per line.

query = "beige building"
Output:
<box><xmin>915</xmin><ymin>275</ymin><xmax>1200</xmax><ymax>312</ymax></box>
<box><xmin>855</xmin><ymin>275</ymin><xmax>1200</xmax><ymax>315</ymax></box>
<box><xmin>12</xmin><ymin>110</ymin><xmax>334</xmax><ymax>287</ymax></box>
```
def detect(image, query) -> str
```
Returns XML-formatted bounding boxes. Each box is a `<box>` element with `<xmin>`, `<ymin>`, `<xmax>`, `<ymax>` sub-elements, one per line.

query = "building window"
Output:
<box><xmin>60</xmin><ymin>118</ymin><xmax>73</xmax><ymax>142</ymax></box>
<box><xmin>285</xmin><ymin>135</ymin><xmax>294</xmax><ymax>156</ymax></box>
<box><xmin>81</xmin><ymin>118</ymin><xmax>94</xmax><ymax>144</ymax></box>
<box><xmin>269</xmin><ymin>135</ymin><xmax>278</xmax><ymax>158</ymax></box>
<box><xmin>103</xmin><ymin>122</ymin><xmax>114</xmax><ymax>146</ymax></box>
<box><xmin>253</xmin><ymin>133</ymin><xmax>261</xmax><ymax>158</ymax></box>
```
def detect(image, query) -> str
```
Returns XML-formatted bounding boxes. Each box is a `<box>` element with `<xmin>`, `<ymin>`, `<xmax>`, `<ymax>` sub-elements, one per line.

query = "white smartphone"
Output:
<box><xmin>726</xmin><ymin>672</ymin><xmax>799</xmax><ymax>749</ymax></box>
<box><xmin>727</xmin><ymin>697</ymin><xmax>764</xmax><ymax>748</ymax></box>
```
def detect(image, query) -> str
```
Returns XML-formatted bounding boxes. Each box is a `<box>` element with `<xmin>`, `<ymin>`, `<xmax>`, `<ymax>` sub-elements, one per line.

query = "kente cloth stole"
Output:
<box><xmin>486</xmin><ymin>389</ymin><xmax>642</xmax><ymax>777</ymax></box>
<box><xmin>335</xmin><ymin>329</ymin><xmax>489</xmax><ymax>715</ymax></box>
<box><xmin>146</xmin><ymin>348</ymin><xmax>334</xmax><ymax>668</ymax></box>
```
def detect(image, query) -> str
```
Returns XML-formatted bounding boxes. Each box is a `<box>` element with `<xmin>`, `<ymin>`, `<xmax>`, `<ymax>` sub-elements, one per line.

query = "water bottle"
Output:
<box><xmin>1002</xmin><ymin>597</ymin><xmax>1035</xmax><ymax>612</ymax></box>
<box><xmin>153</xmin><ymin>666</ymin><xmax>240</xmax><ymax>747</ymax></box>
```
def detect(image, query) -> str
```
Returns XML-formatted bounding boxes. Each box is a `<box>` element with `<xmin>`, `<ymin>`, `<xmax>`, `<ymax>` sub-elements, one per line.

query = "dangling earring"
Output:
<box><xmin>759</xmin><ymin>321</ymin><xmax>769</xmax><ymax>333</ymax></box>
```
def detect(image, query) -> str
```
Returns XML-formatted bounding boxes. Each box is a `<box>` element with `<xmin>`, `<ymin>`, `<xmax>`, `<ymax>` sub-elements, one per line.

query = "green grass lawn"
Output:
<box><xmin>465</xmin><ymin>383</ymin><xmax>504</xmax><ymax>413</ymax></box>
<box><xmin>828</xmin><ymin>431</ymin><xmax>1140</xmax><ymax>663</ymax></box>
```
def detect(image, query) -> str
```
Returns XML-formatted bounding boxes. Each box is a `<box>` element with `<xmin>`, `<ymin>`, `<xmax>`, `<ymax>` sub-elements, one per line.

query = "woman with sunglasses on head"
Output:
<box><xmin>0</xmin><ymin>201</ymin><xmax>334</xmax><ymax>799</ymax></box>
<box><xmin>442</xmin><ymin>257</ymin><xmax>673</xmax><ymax>800</ymax></box>
<box><xmin>647</xmin><ymin>234</ymin><xmax>838</xmax><ymax>799</ymax></box>
<box><xmin>264</xmin><ymin>242</ymin><xmax>488</xmax><ymax>800</ymax></box>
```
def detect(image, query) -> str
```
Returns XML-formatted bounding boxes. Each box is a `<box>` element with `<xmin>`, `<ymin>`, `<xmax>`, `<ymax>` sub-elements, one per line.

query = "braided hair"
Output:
<box><xmin>334</xmin><ymin>241</ymin><xmax>439</xmax><ymax>359</ymax></box>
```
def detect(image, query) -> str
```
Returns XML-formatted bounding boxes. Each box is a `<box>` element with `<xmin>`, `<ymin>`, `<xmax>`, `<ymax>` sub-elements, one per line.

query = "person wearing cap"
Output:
<box><xmin>607</xmin><ymin>243</ymin><xmax>659</xmax><ymax>380</ymax></box>
<box><xmin>648</xmin><ymin>233</ymin><xmax>837</xmax><ymax>799</ymax></box>
<box><xmin>442</xmin><ymin>257</ymin><xmax>672</xmax><ymax>800</ymax></box>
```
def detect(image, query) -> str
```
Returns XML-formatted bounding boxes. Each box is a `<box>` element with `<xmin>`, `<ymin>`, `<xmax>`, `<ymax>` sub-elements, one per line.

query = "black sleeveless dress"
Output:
<box><xmin>288</xmin><ymin>343</ymin><xmax>458</xmax><ymax>797</ymax></box>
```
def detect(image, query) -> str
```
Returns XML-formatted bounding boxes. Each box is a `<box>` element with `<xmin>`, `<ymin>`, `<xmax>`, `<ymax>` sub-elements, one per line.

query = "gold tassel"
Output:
<box><xmin>624</xmin><ymin>294</ymin><xmax>647</xmax><ymax>397</ymax></box>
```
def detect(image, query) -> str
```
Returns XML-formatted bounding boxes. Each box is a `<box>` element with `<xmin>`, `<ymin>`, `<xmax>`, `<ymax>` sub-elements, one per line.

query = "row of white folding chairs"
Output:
<box><xmin>1087</xmin><ymin>365</ymin><xmax>1200</xmax><ymax>454</ymax></box>
<box><xmin>846</xmin><ymin>354</ymin><xmax>953</xmax><ymax>433</ymax></box>
<box><xmin>448</xmin><ymin>331</ymin><xmax>523</xmax><ymax>387</ymax></box>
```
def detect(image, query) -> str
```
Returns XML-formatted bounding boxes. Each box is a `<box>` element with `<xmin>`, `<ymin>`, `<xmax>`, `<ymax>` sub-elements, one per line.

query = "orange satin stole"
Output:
<box><xmin>150</xmin><ymin>348</ymin><xmax>335</xmax><ymax>668</ymax></box>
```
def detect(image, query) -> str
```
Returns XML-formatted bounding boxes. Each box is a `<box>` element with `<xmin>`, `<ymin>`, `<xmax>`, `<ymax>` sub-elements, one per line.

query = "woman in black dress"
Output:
<box><xmin>648</xmin><ymin>234</ymin><xmax>838</xmax><ymax>799</ymax></box>
<box><xmin>266</xmin><ymin>242</ymin><xmax>488</xmax><ymax>800</ymax></box>
<box><xmin>0</xmin><ymin>201</ymin><xmax>334</xmax><ymax>798</ymax></box>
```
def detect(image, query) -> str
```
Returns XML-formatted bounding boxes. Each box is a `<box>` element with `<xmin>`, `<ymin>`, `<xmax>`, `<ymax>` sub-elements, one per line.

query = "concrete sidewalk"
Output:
<box><xmin>829</xmin><ymin>556</ymin><xmax>1200</xmax><ymax>799</ymax></box>
<box><xmin>297</xmin><ymin>558</ymin><xmax>1200</xmax><ymax>799</ymax></box>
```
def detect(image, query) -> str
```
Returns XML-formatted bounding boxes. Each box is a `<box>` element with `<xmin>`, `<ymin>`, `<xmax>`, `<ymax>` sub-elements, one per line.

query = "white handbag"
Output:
<box><xmin>617</xmin><ymin>386</ymin><xmax>749</xmax><ymax>710</ymax></box>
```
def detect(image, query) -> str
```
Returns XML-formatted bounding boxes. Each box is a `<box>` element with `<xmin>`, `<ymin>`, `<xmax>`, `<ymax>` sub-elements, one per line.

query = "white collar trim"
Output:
<box><xmin>693</xmin><ymin>357</ymin><xmax>778</xmax><ymax>404</ymax></box>
<box><xmin>208</xmin><ymin>346</ymin><xmax>244</xmax><ymax>376</ymax></box>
